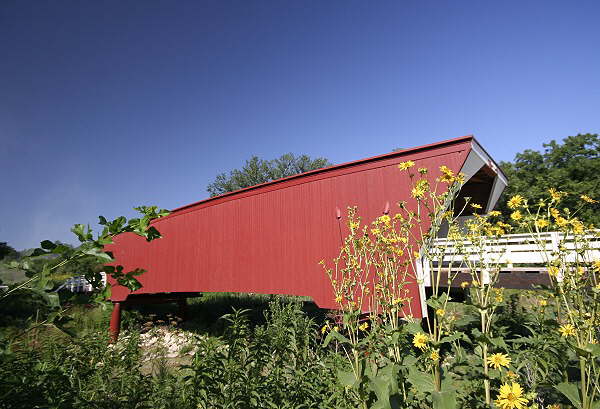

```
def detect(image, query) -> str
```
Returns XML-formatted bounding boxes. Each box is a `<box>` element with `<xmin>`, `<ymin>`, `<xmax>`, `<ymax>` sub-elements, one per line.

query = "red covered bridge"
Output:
<box><xmin>107</xmin><ymin>135</ymin><xmax>507</xmax><ymax>338</ymax></box>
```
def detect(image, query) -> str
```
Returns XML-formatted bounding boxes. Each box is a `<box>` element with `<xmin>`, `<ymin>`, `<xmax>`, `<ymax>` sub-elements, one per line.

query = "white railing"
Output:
<box><xmin>57</xmin><ymin>272</ymin><xmax>107</xmax><ymax>293</ymax></box>
<box><xmin>417</xmin><ymin>231</ymin><xmax>600</xmax><ymax>286</ymax></box>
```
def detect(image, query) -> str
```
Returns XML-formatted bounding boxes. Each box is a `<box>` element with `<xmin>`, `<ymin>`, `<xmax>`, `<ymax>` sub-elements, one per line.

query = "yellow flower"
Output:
<box><xmin>489</xmin><ymin>210</ymin><xmax>501</xmax><ymax>217</ymax></box>
<box><xmin>539</xmin><ymin>299</ymin><xmax>547</xmax><ymax>307</ymax></box>
<box><xmin>398</xmin><ymin>160</ymin><xmax>415</xmax><ymax>170</ymax></box>
<box><xmin>335</xmin><ymin>295</ymin><xmax>343</xmax><ymax>303</ymax></box>
<box><xmin>439</xmin><ymin>165</ymin><xmax>455</xmax><ymax>183</ymax></box>
<box><xmin>411</xmin><ymin>186</ymin><xmax>425</xmax><ymax>199</ymax></box>
<box><xmin>378</xmin><ymin>214</ymin><xmax>391</xmax><ymax>225</ymax></box>
<box><xmin>349</xmin><ymin>221</ymin><xmax>360</xmax><ymax>230</ymax></box>
<box><xmin>548</xmin><ymin>404</ymin><xmax>561</xmax><ymax>409</ymax></box>
<box><xmin>571</xmin><ymin>219</ymin><xmax>585</xmax><ymax>234</ymax></box>
<box><xmin>460</xmin><ymin>281</ymin><xmax>469</xmax><ymax>288</ymax></box>
<box><xmin>549</xmin><ymin>188</ymin><xmax>564</xmax><ymax>201</ymax></box>
<box><xmin>507</xmin><ymin>195</ymin><xmax>524</xmax><ymax>209</ymax></box>
<box><xmin>558</xmin><ymin>323</ymin><xmax>576</xmax><ymax>337</ymax></box>
<box><xmin>321</xmin><ymin>325</ymin><xmax>328</xmax><ymax>334</ymax></box>
<box><xmin>581</xmin><ymin>194</ymin><xmax>597</xmax><ymax>204</ymax></box>
<box><xmin>510</xmin><ymin>211</ymin><xmax>523</xmax><ymax>221</ymax></box>
<box><xmin>555</xmin><ymin>216</ymin><xmax>568</xmax><ymax>227</ymax></box>
<box><xmin>593</xmin><ymin>260</ymin><xmax>600</xmax><ymax>272</ymax></box>
<box><xmin>550</xmin><ymin>207</ymin><xmax>560</xmax><ymax>219</ymax></box>
<box><xmin>506</xmin><ymin>370</ymin><xmax>518</xmax><ymax>380</ymax></box>
<box><xmin>470</xmin><ymin>203</ymin><xmax>482</xmax><ymax>209</ymax></box>
<box><xmin>495</xmin><ymin>382</ymin><xmax>528</xmax><ymax>409</ymax></box>
<box><xmin>359</xmin><ymin>322</ymin><xmax>369</xmax><ymax>331</ymax></box>
<box><xmin>418</xmin><ymin>167</ymin><xmax>428</xmax><ymax>174</ymax></box>
<box><xmin>534</xmin><ymin>218</ymin><xmax>549</xmax><ymax>229</ymax></box>
<box><xmin>333</xmin><ymin>326</ymin><xmax>339</xmax><ymax>332</ymax></box>
<box><xmin>436</xmin><ymin>309</ymin><xmax>445</xmax><ymax>317</ymax></box>
<box><xmin>487</xmin><ymin>353</ymin><xmax>511</xmax><ymax>370</ymax></box>
<box><xmin>371</xmin><ymin>228</ymin><xmax>381</xmax><ymax>235</ymax></box>
<box><xmin>430</xmin><ymin>349</ymin><xmax>440</xmax><ymax>361</ymax></box>
<box><xmin>547</xmin><ymin>266</ymin><xmax>560</xmax><ymax>277</ymax></box>
<box><xmin>412</xmin><ymin>332</ymin><xmax>429</xmax><ymax>349</ymax></box>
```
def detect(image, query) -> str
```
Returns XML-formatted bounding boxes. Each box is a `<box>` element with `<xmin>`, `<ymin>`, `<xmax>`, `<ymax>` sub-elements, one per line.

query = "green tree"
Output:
<box><xmin>0</xmin><ymin>242</ymin><xmax>18</xmax><ymax>261</ymax></box>
<box><xmin>207</xmin><ymin>153</ymin><xmax>331</xmax><ymax>197</ymax></box>
<box><xmin>497</xmin><ymin>133</ymin><xmax>600</xmax><ymax>226</ymax></box>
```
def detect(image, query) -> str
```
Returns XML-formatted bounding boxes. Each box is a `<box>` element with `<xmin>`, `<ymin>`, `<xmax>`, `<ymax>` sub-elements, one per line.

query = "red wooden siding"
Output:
<box><xmin>107</xmin><ymin>135</ymin><xmax>500</xmax><ymax>318</ymax></box>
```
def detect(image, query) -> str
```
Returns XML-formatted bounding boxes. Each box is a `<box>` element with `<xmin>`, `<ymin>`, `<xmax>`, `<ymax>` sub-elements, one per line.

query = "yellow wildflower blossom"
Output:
<box><xmin>398</xmin><ymin>161</ymin><xmax>415</xmax><ymax>170</ymax></box>
<box><xmin>460</xmin><ymin>281</ymin><xmax>469</xmax><ymax>288</ymax></box>
<box><xmin>547</xmin><ymin>266</ymin><xmax>560</xmax><ymax>277</ymax></box>
<box><xmin>581</xmin><ymin>194</ymin><xmax>597</xmax><ymax>204</ymax></box>
<box><xmin>559</xmin><ymin>323</ymin><xmax>576</xmax><ymax>337</ymax></box>
<box><xmin>359</xmin><ymin>322</ymin><xmax>369</xmax><ymax>331</ymax></box>
<box><xmin>593</xmin><ymin>260</ymin><xmax>600</xmax><ymax>272</ymax></box>
<box><xmin>335</xmin><ymin>295</ymin><xmax>343</xmax><ymax>303</ymax></box>
<box><xmin>430</xmin><ymin>349</ymin><xmax>440</xmax><ymax>361</ymax></box>
<box><xmin>571</xmin><ymin>219</ymin><xmax>585</xmax><ymax>234</ymax></box>
<box><xmin>412</xmin><ymin>332</ymin><xmax>429</xmax><ymax>349</ymax></box>
<box><xmin>507</xmin><ymin>195</ymin><xmax>524</xmax><ymax>209</ymax></box>
<box><xmin>378</xmin><ymin>214</ymin><xmax>391</xmax><ymax>225</ymax></box>
<box><xmin>439</xmin><ymin>165</ymin><xmax>455</xmax><ymax>183</ymax></box>
<box><xmin>470</xmin><ymin>203</ymin><xmax>482</xmax><ymax>209</ymax></box>
<box><xmin>436</xmin><ymin>309</ymin><xmax>445</xmax><ymax>317</ymax></box>
<box><xmin>510</xmin><ymin>211</ymin><xmax>523</xmax><ymax>221</ymax></box>
<box><xmin>371</xmin><ymin>228</ymin><xmax>381</xmax><ymax>235</ymax></box>
<box><xmin>489</xmin><ymin>210</ymin><xmax>501</xmax><ymax>217</ymax></box>
<box><xmin>506</xmin><ymin>370</ymin><xmax>518</xmax><ymax>380</ymax></box>
<box><xmin>534</xmin><ymin>218</ymin><xmax>549</xmax><ymax>229</ymax></box>
<box><xmin>487</xmin><ymin>353</ymin><xmax>511</xmax><ymax>370</ymax></box>
<box><xmin>549</xmin><ymin>188</ymin><xmax>564</xmax><ymax>201</ymax></box>
<box><xmin>555</xmin><ymin>216</ymin><xmax>568</xmax><ymax>227</ymax></box>
<box><xmin>495</xmin><ymin>382</ymin><xmax>528</xmax><ymax>409</ymax></box>
<box><xmin>539</xmin><ymin>299</ymin><xmax>547</xmax><ymax>307</ymax></box>
<box><xmin>548</xmin><ymin>404</ymin><xmax>561</xmax><ymax>409</ymax></box>
<box><xmin>418</xmin><ymin>167</ymin><xmax>428</xmax><ymax>174</ymax></box>
<box><xmin>333</xmin><ymin>326</ymin><xmax>339</xmax><ymax>332</ymax></box>
<box><xmin>550</xmin><ymin>208</ymin><xmax>560</xmax><ymax>219</ymax></box>
<box><xmin>321</xmin><ymin>325</ymin><xmax>328</xmax><ymax>334</ymax></box>
<box><xmin>411</xmin><ymin>186</ymin><xmax>425</xmax><ymax>199</ymax></box>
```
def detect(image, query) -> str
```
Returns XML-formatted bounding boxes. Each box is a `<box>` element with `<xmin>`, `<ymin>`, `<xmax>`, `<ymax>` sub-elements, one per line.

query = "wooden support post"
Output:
<box><xmin>177</xmin><ymin>298</ymin><xmax>188</xmax><ymax>322</ymax></box>
<box><xmin>109</xmin><ymin>302</ymin><xmax>122</xmax><ymax>343</ymax></box>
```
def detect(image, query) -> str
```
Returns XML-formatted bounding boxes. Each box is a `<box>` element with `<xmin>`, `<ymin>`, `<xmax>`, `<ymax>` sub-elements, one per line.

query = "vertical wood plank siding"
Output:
<box><xmin>107</xmin><ymin>136</ymin><xmax>477</xmax><ymax>317</ymax></box>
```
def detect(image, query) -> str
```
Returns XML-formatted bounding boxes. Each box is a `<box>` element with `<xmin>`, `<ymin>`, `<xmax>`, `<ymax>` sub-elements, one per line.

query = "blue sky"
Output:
<box><xmin>1</xmin><ymin>0</ymin><xmax>599</xmax><ymax>250</ymax></box>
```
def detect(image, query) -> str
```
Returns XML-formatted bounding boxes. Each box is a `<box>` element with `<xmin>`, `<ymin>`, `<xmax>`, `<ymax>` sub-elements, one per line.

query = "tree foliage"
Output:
<box><xmin>0</xmin><ymin>242</ymin><xmax>18</xmax><ymax>261</ymax></box>
<box><xmin>497</xmin><ymin>133</ymin><xmax>600</xmax><ymax>226</ymax></box>
<box><xmin>207</xmin><ymin>153</ymin><xmax>331</xmax><ymax>197</ymax></box>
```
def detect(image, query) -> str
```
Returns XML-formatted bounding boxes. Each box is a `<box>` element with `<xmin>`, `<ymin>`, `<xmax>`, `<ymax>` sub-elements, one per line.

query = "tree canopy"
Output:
<box><xmin>207</xmin><ymin>153</ymin><xmax>332</xmax><ymax>197</ymax></box>
<box><xmin>497</xmin><ymin>133</ymin><xmax>600</xmax><ymax>226</ymax></box>
<box><xmin>0</xmin><ymin>242</ymin><xmax>18</xmax><ymax>261</ymax></box>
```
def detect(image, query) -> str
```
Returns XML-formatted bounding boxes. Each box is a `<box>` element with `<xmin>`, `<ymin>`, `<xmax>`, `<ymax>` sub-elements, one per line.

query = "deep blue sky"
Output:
<box><xmin>1</xmin><ymin>1</ymin><xmax>599</xmax><ymax>250</ymax></box>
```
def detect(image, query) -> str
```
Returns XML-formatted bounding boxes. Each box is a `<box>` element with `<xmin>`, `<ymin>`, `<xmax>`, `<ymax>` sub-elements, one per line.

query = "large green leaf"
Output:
<box><xmin>403</xmin><ymin>321</ymin><xmax>423</xmax><ymax>335</ymax></box>
<box><xmin>555</xmin><ymin>382</ymin><xmax>582</xmax><ymax>409</ymax></box>
<box><xmin>432</xmin><ymin>390</ymin><xmax>457</xmax><ymax>409</ymax></box>
<box><xmin>323</xmin><ymin>329</ymin><xmax>351</xmax><ymax>347</ymax></box>
<box><xmin>407</xmin><ymin>368</ymin><xmax>435</xmax><ymax>394</ymax></box>
<box><xmin>337</xmin><ymin>369</ymin><xmax>358</xmax><ymax>389</ymax></box>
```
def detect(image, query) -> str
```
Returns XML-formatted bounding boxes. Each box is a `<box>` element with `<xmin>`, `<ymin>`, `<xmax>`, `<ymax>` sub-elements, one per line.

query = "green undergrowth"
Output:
<box><xmin>0</xmin><ymin>295</ymin><xmax>350</xmax><ymax>409</ymax></box>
